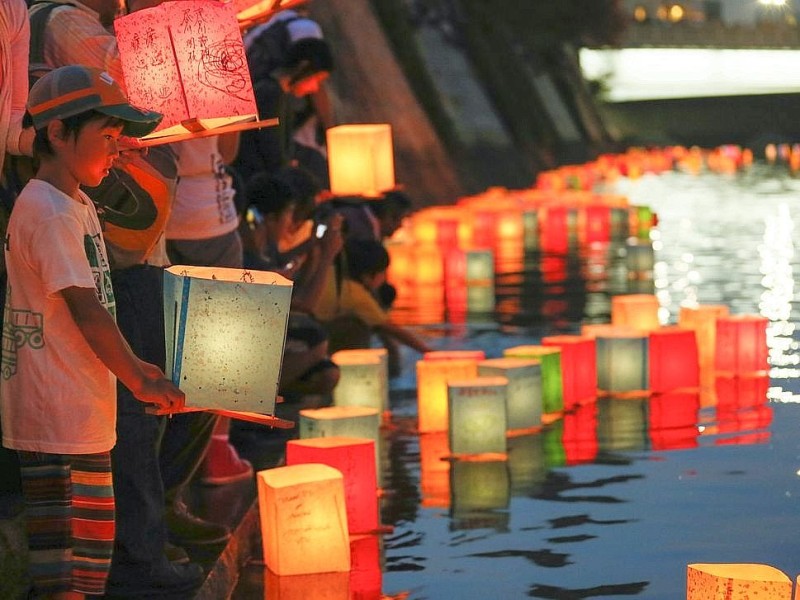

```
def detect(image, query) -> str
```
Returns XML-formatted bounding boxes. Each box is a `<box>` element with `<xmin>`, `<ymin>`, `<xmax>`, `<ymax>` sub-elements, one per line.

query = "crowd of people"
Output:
<box><xmin>0</xmin><ymin>0</ymin><xmax>432</xmax><ymax>598</ymax></box>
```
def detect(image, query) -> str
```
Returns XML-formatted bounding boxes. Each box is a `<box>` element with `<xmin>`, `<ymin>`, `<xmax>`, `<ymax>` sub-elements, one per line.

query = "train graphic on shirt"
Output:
<box><xmin>1</xmin><ymin>306</ymin><xmax>44</xmax><ymax>380</ymax></box>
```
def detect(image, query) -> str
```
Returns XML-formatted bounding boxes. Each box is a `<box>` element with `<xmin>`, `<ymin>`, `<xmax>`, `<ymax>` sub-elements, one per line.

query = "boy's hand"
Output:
<box><xmin>133</xmin><ymin>361</ymin><xmax>185</xmax><ymax>412</ymax></box>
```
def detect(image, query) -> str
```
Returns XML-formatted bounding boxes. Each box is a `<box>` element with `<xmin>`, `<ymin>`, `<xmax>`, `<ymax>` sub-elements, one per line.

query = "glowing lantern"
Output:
<box><xmin>648</xmin><ymin>390</ymin><xmax>699</xmax><ymax>451</ymax></box>
<box><xmin>331</xmin><ymin>349</ymin><xmax>389</xmax><ymax>417</ymax></box>
<box><xmin>611</xmin><ymin>294</ymin><xmax>660</xmax><ymax>331</ymax></box>
<box><xmin>522</xmin><ymin>209</ymin><xmax>539</xmax><ymax>251</ymax></box>
<box><xmin>419</xmin><ymin>432</ymin><xmax>450</xmax><ymax>508</ymax></box>
<box><xmin>541</xmin><ymin>335</ymin><xmax>597</xmax><ymax>410</ymax></box>
<box><xmin>649</xmin><ymin>327</ymin><xmax>699</xmax><ymax>393</ymax></box>
<box><xmin>163</xmin><ymin>266</ymin><xmax>291</xmax><ymax>413</ymax></box>
<box><xmin>538</xmin><ymin>204</ymin><xmax>572</xmax><ymax>254</ymax></box>
<box><xmin>679</xmin><ymin>304</ymin><xmax>730</xmax><ymax>372</ymax></box>
<box><xmin>715</xmin><ymin>315</ymin><xmax>769</xmax><ymax>375</ymax></box>
<box><xmin>257</xmin><ymin>463</ymin><xmax>350</xmax><ymax>575</ymax></box>
<box><xmin>447</xmin><ymin>377</ymin><xmax>508</xmax><ymax>456</ymax></box>
<box><xmin>450</xmin><ymin>458</ymin><xmax>509</xmax><ymax>515</ymax></box>
<box><xmin>286</xmin><ymin>437</ymin><xmax>379</xmax><ymax>535</ymax></box>
<box><xmin>327</xmin><ymin>124</ymin><xmax>394</xmax><ymax>197</ymax></box>
<box><xmin>503</xmin><ymin>346</ymin><xmax>563</xmax><ymax>417</ymax></box>
<box><xmin>594</xmin><ymin>331</ymin><xmax>648</xmax><ymax>395</ymax></box>
<box><xmin>416</xmin><ymin>359</ymin><xmax>478</xmax><ymax>433</ymax></box>
<box><xmin>477</xmin><ymin>358</ymin><xmax>542</xmax><ymax>432</ymax></box>
<box><xmin>686</xmin><ymin>564</ymin><xmax>792</xmax><ymax>600</ymax></box>
<box><xmin>444</xmin><ymin>249</ymin><xmax>495</xmax><ymax>317</ymax></box>
<box><xmin>115</xmin><ymin>0</ymin><xmax>258</xmax><ymax>140</ymax></box>
<box><xmin>299</xmin><ymin>406</ymin><xmax>380</xmax><ymax>446</ymax></box>
<box><xmin>349</xmin><ymin>535</ymin><xmax>382</xmax><ymax>600</ymax></box>
<box><xmin>580</xmin><ymin>204</ymin><xmax>611</xmax><ymax>244</ymax></box>
<box><xmin>423</xmin><ymin>350</ymin><xmax>486</xmax><ymax>361</ymax></box>
<box><xmin>264</xmin><ymin>569</ymin><xmax>349</xmax><ymax>600</ymax></box>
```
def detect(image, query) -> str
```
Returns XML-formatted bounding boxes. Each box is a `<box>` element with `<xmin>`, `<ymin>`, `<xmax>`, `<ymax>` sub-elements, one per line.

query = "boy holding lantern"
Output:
<box><xmin>0</xmin><ymin>64</ymin><xmax>184</xmax><ymax>599</ymax></box>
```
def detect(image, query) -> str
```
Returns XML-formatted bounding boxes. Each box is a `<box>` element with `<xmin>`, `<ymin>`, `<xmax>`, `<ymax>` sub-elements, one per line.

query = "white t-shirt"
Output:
<box><xmin>165</xmin><ymin>137</ymin><xmax>239</xmax><ymax>240</ymax></box>
<box><xmin>0</xmin><ymin>179</ymin><xmax>117</xmax><ymax>454</ymax></box>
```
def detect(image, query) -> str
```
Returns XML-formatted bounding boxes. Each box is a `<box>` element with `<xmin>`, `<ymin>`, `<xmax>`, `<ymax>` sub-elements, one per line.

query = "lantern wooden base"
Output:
<box><xmin>137</xmin><ymin>117</ymin><xmax>279</xmax><ymax>148</ymax></box>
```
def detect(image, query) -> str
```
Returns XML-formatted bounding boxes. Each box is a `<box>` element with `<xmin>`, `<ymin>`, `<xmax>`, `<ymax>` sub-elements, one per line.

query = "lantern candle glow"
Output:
<box><xmin>331</xmin><ymin>349</ymin><xmax>389</xmax><ymax>417</ymax></box>
<box><xmin>447</xmin><ymin>377</ymin><xmax>509</xmax><ymax>457</ymax></box>
<box><xmin>416</xmin><ymin>359</ymin><xmax>479</xmax><ymax>433</ymax></box>
<box><xmin>326</xmin><ymin>124</ymin><xmax>394</xmax><ymax>197</ymax></box>
<box><xmin>503</xmin><ymin>346</ymin><xmax>563</xmax><ymax>418</ymax></box>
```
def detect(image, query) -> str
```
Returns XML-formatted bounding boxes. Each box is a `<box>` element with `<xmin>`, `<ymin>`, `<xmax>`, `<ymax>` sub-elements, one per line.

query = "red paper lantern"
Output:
<box><xmin>286</xmin><ymin>437</ymin><xmax>379</xmax><ymax>535</ymax></box>
<box><xmin>541</xmin><ymin>335</ymin><xmax>597</xmax><ymax>410</ymax></box>
<box><xmin>715</xmin><ymin>315</ymin><xmax>769</xmax><ymax>375</ymax></box>
<box><xmin>648</xmin><ymin>327</ymin><xmax>699</xmax><ymax>394</ymax></box>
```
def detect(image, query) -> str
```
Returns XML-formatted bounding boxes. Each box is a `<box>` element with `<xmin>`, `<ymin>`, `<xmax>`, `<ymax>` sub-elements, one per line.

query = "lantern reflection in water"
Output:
<box><xmin>450</xmin><ymin>459</ymin><xmax>510</xmax><ymax>524</ymax></box>
<box><xmin>264</xmin><ymin>569</ymin><xmax>349</xmax><ymax>600</ymax></box>
<box><xmin>562</xmin><ymin>401</ymin><xmax>598</xmax><ymax>466</ymax></box>
<box><xmin>419</xmin><ymin>431</ymin><xmax>450</xmax><ymax>508</ymax></box>
<box><xmin>506</xmin><ymin>433</ymin><xmax>548</xmax><ymax>496</ymax></box>
<box><xmin>597</xmin><ymin>397</ymin><xmax>648</xmax><ymax>452</ymax></box>
<box><xmin>715</xmin><ymin>315</ymin><xmax>769</xmax><ymax>375</ymax></box>
<box><xmin>648</xmin><ymin>390</ymin><xmax>700</xmax><ymax>451</ymax></box>
<box><xmin>349</xmin><ymin>534</ymin><xmax>383</xmax><ymax>600</ymax></box>
<box><xmin>713</xmin><ymin>374</ymin><xmax>771</xmax><ymax>445</ymax></box>
<box><xmin>444</xmin><ymin>249</ymin><xmax>495</xmax><ymax>318</ymax></box>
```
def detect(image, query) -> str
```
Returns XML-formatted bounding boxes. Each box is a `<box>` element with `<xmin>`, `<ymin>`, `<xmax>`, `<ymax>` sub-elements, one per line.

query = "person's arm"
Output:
<box><xmin>218</xmin><ymin>131</ymin><xmax>241</xmax><ymax>164</ymax></box>
<box><xmin>61</xmin><ymin>286</ymin><xmax>184</xmax><ymax>411</ymax></box>
<box><xmin>5</xmin><ymin>0</ymin><xmax>33</xmax><ymax>157</ymax></box>
<box><xmin>374</xmin><ymin>322</ymin><xmax>433</xmax><ymax>354</ymax></box>
<box><xmin>290</xmin><ymin>213</ymin><xmax>344</xmax><ymax>312</ymax></box>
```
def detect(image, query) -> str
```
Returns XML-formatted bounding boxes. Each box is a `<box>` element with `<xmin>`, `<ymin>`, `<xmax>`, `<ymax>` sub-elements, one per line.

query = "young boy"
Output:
<box><xmin>0</xmin><ymin>65</ymin><xmax>184</xmax><ymax>599</ymax></box>
<box><xmin>312</xmin><ymin>238</ymin><xmax>432</xmax><ymax>358</ymax></box>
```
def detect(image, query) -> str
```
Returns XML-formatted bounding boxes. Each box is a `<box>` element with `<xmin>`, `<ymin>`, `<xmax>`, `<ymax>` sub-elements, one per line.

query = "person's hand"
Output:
<box><xmin>113</xmin><ymin>143</ymin><xmax>148</xmax><ymax>167</ymax></box>
<box><xmin>318</xmin><ymin>213</ymin><xmax>344</xmax><ymax>259</ymax></box>
<box><xmin>131</xmin><ymin>361</ymin><xmax>185</xmax><ymax>412</ymax></box>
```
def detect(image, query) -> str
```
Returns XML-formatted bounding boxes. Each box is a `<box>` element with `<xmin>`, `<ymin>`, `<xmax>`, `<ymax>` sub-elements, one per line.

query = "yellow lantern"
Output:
<box><xmin>331</xmin><ymin>349</ymin><xmax>389</xmax><ymax>417</ymax></box>
<box><xmin>163</xmin><ymin>266</ymin><xmax>292</xmax><ymax>414</ymax></box>
<box><xmin>326</xmin><ymin>124</ymin><xmax>394</xmax><ymax>197</ymax></box>
<box><xmin>686</xmin><ymin>563</ymin><xmax>792</xmax><ymax>600</ymax></box>
<box><xmin>115</xmin><ymin>0</ymin><xmax>260</xmax><ymax>141</ymax></box>
<box><xmin>447</xmin><ymin>377</ymin><xmax>509</xmax><ymax>457</ymax></box>
<box><xmin>257</xmin><ymin>463</ymin><xmax>350</xmax><ymax>576</ymax></box>
<box><xmin>416</xmin><ymin>359</ymin><xmax>479</xmax><ymax>433</ymax></box>
<box><xmin>477</xmin><ymin>358</ymin><xmax>542</xmax><ymax>432</ymax></box>
<box><xmin>679</xmin><ymin>304</ymin><xmax>730</xmax><ymax>372</ymax></box>
<box><xmin>612</xmin><ymin>294</ymin><xmax>661</xmax><ymax>331</ymax></box>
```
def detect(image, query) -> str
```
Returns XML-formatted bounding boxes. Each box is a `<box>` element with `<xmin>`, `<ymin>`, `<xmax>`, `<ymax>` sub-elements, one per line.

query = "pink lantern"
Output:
<box><xmin>349</xmin><ymin>535</ymin><xmax>382</xmax><ymax>600</ymax></box>
<box><xmin>715</xmin><ymin>315</ymin><xmax>769</xmax><ymax>375</ymax></box>
<box><xmin>541</xmin><ymin>335</ymin><xmax>597</xmax><ymax>410</ymax></box>
<box><xmin>285</xmin><ymin>437</ymin><xmax>379</xmax><ymax>535</ymax></box>
<box><xmin>115</xmin><ymin>0</ymin><xmax>259</xmax><ymax>141</ymax></box>
<box><xmin>648</xmin><ymin>327</ymin><xmax>699</xmax><ymax>394</ymax></box>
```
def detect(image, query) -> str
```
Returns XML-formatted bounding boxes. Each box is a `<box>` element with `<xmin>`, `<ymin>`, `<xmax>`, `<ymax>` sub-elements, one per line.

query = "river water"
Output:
<box><xmin>377</xmin><ymin>164</ymin><xmax>800</xmax><ymax>599</ymax></box>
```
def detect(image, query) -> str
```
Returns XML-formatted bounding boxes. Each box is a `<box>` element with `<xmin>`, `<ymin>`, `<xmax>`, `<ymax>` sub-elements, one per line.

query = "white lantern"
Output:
<box><xmin>163</xmin><ymin>266</ymin><xmax>291</xmax><ymax>414</ymax></box>
<box><xmin>447</xmin><ymin>377</ymin><xmax>508</xmax><ymax>456</ymax></box>
<box><xmin>477</xmin><ymin>358</ymin><xmax>542</xmax><ymax>432</ymax></box>
<box><xmin>331</xmin><ymin>349</ymin><xmax>389</xmax><ymax>416</ymax></box>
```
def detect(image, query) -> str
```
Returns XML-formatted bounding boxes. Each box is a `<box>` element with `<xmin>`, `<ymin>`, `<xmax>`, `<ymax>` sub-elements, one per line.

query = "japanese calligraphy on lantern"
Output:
<box><xmin>115</xmin><ymin>0</ymin><xmax>257</xmax><ymax>139</ymax></box>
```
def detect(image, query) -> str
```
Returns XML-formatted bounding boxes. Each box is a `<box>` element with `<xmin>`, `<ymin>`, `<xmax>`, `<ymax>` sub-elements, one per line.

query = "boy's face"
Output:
<box><xmin>55</xmin><ymin>119</ymin><xmax>123</xmax><ymax>188</ymax></box>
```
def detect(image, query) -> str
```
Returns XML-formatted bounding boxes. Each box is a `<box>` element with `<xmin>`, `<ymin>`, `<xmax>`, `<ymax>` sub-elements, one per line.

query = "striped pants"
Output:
<box><xmin>18</xmin><ymin>451</ymin><xmax>115</xmax><ymax>596</ymax></box>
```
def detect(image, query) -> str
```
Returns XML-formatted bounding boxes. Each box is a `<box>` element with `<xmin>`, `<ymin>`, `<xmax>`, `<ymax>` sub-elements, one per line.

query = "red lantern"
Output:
<box><xmin>715</xmin><ymin>315</ymin><xmax>769</xmax><ymax>375</ymax></box>
<box><xmin>714</xmin><ymin>374</ymin><xmax>771</xmax><ymax>445</ymax></box>
<box><xmin>648</xmin><ymin>327</ymin><xmax>699</xmax><ymax>394</ymax></box>
<box><xmin>541</xmin><ymin>335</ymin><xmax>597</xmax><ymax>410</ymax></box>
<box><xmin>648</xmin><ymin>391</ymin><xmax>699</xmax><ymax>451</ymax></box>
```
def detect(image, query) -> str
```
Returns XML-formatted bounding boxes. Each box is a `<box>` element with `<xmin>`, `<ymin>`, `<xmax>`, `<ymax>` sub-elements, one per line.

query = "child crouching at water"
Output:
<box><xmin>0</xmin><ymin>65</ymin><xmax>184</xmax><ymax>599</ymax></box>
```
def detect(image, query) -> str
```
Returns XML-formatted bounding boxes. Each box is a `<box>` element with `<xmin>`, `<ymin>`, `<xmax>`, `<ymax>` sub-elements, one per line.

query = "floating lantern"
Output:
<box><xmin>611</xmin><ymin>294</ymin><xmax>661</xmax><ymax>331</ymax></box>
<box><xmin>419</xmin><ymin>432</ymin><xmax>450</xmax><ymax>508</ymax></box>
<box><xmin>541</xmin><ymin>335</ymin><xmax>597</xmax><ymax>410</ymax></box>
<box><xmin>447</xmin><ymin>377</ymin><xmax>509</xmax><ymax>457</ymax></box>
<box><xmin>686</xmin><ymin>564</ymin><xmax>792</xmax><ymax>600</ymax></box>
<box><xmin>115</xmin><ymin>0</ymin><xmax>259</xmax><ymax>141</ymax></box>
<box><xmin>331</xmin><ymin>349</ymin><xmax>389</xmax><ymax>417</ymax></box>
<box><xmin>264</xmin><ymin>569</ymin><xmax>349</xmax><ymax>600</ymax></box>
<box><xmin>579</xmin><ymin>203</ymin><xmax>611</xmax><ymax>244</ymax></box>
<box><xmin>163</xmin><ymin>266</ymin><xmax>291</xmax><ymax>414</ymax></box>
<box><xmin>423</xmin><ymin>350</ymin><xmax>486</xmax><ymax>362</ymax></box>
<box><xmin>257</xmin><ymin>463</ymin><xmax>350</xmax><ymax>576</ymax></box>
<box><xmin>538</xmin><ymin>204</ymin><xmax>573</xmax><ymax>254</ymax></box>
<box><xmin>594</xmin><ymin>331</ymin><xmax>649</xmax><ymax>395</ymax></box>
<box><xmin>299</xmin><ymin>406</ymin><xmax>380</xmax><ymax>446</ymax></box>
<box><xmin>503</xmin><ymin>346</ymin><xmax>563</xmax><ymax>417</ymax></box>
<box><xmin>648</xmin><ymin>390</ymin><xmax>699</xmax><ymax>451</ymax></box>
<box><xmin>649</xmin><ymin>327</ymin><xmax>699</xmax><ymax>393</ymax></box>
<box><xmin>679</xmin><ymin>304</ymin><xmax>730</xmax><ymax>372</ymax></box>
<box><xmin>477</xmin><ymin>358</ymin><xmax>542</xmax><ymax>432</ymax></box>
<box><xmin>416</xmin><ymin>359</ymin><xmax>479</xmax><ymax>433</ymax></box>
<box><xmin>286</xmin><ymin>437</ymin><xmax>379</xmax><ymax>535</ymax></box>
<box><xmin>326</xmin><ymin>124</ymin><xmax>394</xmax><ymax>197</ymax></box>
<box><xmin>522</xmin><ymin>209</ymin><xmax>539</xmax><ymax>251</ymax></box>
<box><xmin>715</xmin><ymin>315</ymin><xmax>769</xmax><ymax>375</ymax></box>
<box><xmin>444</xmin><ymin>249</ymin><xmax>495</xmax><ymax>317</ymax></box>
<box><xmin>626</xmin><ymin>239</ymin><xmax>655</xmax><ymax>273</ymax></box>
<box><xmin>450</xmin><ymin>458</ymin><xmax>510</xmax><ymax>515</ymax></box>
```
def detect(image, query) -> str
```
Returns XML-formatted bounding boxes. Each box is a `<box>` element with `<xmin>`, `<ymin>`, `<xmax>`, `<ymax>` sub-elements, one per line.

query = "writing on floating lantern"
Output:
<box><xmin>686</xmin><ymin>563</ymin><xmax>792</xmax><ymax>600</ymax></box>
<box><xmin>477</xmin><ymin>358</ymin><xmax>542</xmax><ymax>432</ymax></box>
<box><xmin>286</xmin><ymin>437</ymin><xmax>379</xmax><ymax>535</ymax></box>
<box><xmin>163</xmin><ymin>266</ymin><xmax>291</xmax><ymax>413</ymax></box>
<box><xmin>715</xmin><ymin>315</ymin><xmax>769</xmax><ymax>375</ymax></box>
<box><xmin>115</xmin><ymin>0</ymin><xmax>258</xmax><ymax>140</ymax></box>
<box><xmin>541</xmin><ymin>335</ymin><xmax>597</xmax><ymax>411</ymax></box>
<box><xmin>416</xmin><ymin>359</ymin><xmax>479</xmax><ymax>433</ymax></box>
<box><xmin>503</xmin><ymin>345</ymin><xmax>563</xmax><ymax>418</ymax></box>
<box><xmin>326</xmin><ymin>124</ymin><xmax>394</xmax><ymax>197</ymax></box>
<box><xmin>257</xmin><ymin>463</ymin><xmax>350</xmax><ymax>576</ymax></box>
<box><xmin>331</xmin><ymin>349</ymin><xmax>389</xmax><ymax>417</ymax></box>
<box><xmin>447</xmin><ymin>377</ymin><xmax>508</xmax><ymax>457</ymax></box>
<box><xmin>679</xmin><ymin>304</ymin><xmax>730</xmax><ymax>375</ymax></box>
<box><xmin>612</xmin><ymin>294</ymin><xmax>661</xmax><ymax>332</ymax></box>
<box><xmin>649</xmin><ymin>327</ymin><xmax>699</xmax><ymax>393</ymax></box>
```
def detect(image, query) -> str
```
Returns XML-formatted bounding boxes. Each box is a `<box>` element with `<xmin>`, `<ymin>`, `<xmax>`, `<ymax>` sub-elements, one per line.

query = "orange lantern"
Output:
<box><xmin>115</xmin><ymin>0</ymin><xmax>259</xmax><ymax>140</ymax></box>
<box><xmin>257</xmin><ymin>463</ymin><xmax>350</xmax><ymax>575</ymax></box>
<box><xmin>541</xmin><ymin>335</ymin><xmax>597</xmax><ymax>410</ymax></box>
<box><xmin>611</xmin><ymin>294</ymin><xmax>661</xmax><ymax>331</ymax></box>
<box><xmin>286</xmin><ymin>437</ymin><xmax>379</xmax><ymax>535</ymax></box>
<box><xmin>447</xmin><ymin>377</ymin><xmax>508</xmax><ymax>457</ymax></box>
<box><xmin>326</xmin><ymin>124</ymin><xmax>394</xmax><ymax>197</ymax></box>
<box><xmin>687</xmin><ymin>564</ymin><xmax>792</xmax><ymax>600</ymax></box>
<box><xmin>416</xmin><ymin>359</ymin><xmax>479</xmax><ymax>433</ymax></box>
<box><xmin>648</xmin><ymin>327</ymin><xmax>699</xmax><ymax>394</ymax></box>
<box><xmin>679</xmin><ymin>304</ymin><xmax>730</xmax><ymax>372</ymax></box>
<box><xmin>715</xmin><ymin>315</ymin><xmax>769</xmax><ymax>375</ymax></box>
